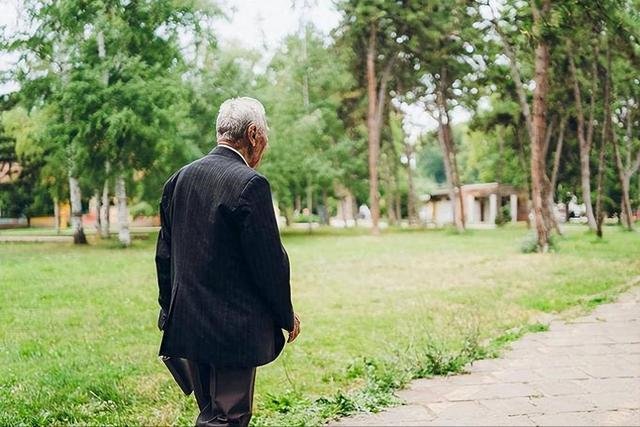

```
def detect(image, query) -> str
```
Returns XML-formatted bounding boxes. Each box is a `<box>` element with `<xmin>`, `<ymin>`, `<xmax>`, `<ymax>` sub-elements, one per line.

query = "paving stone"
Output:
<box><xmin>425</xmin><ymin>415</ymin><xmax>537</xmax><ymax>426</ymax></box>
<box><xmin>395</xmin><ymin>387</ymin><xmax>446</xmax><ymax>404</ymax></box>
<box><xmin>499</xmin><ymin>355</ymin><xmax>576</xmax><ymax>368</ymax></box>
<box><xmin>584</xmin><ymin>391</ymin><xmax>640</xmax><ymax>411</ymax></box>
<box><xmin>529</xmin><ymin>395</ymin><xmax>597</xmax><ymax>413</ymax></box>
<box><xmin>426</xmin><ymin>400</ymin><xmax>493</xmax><ymax>418</ymax></box>
<box><xmin>334</xmin><ymin>404</ymin><xmax>434</xmax><ymax>426</ymax></box>
<box><xmin>578</xmin><ymin>363</ymin><xmax>640</xmax><ymax>379</ymax></box>
<box><xmin>470</xmin><ymin>382</ymin><xmax>542</xmax><ymax>400</ymax></box>
<box><xmin>440</xmin><ymin>373</ymin><xmax>498</xmax><ymax>386</ymax></box>
<box><xmin>534</xmin><ymin>366</ymin><xmax>592</xmax><ymax>380</ymax></box>
<box><xmin>478</xmin><ymin>397</ymin><xmax>542</xmax><ymax>416</ymax></box>
<box><xmin>490</xmin><ymin>369</ymin><xmax>544</xmax><ymax>383</ymax></box>
<box><xmin>574</xmin><ymin>377</ymin><xmax>640</xmax><ymax>395</ymax></box>
<box><xmin>587</xmin><ymin>409</ymin><xmax>640</xmax><ymax>426</ymax></box>
<box><xmin>530</xmin><ymin>379</ymin><xmax>589</xmax><ymax>396</ymax></box>
<box><xmin>331</xmin><ymin>287</ymin><xmax>640</xmax><ymax>427</ymax></box>
<box><xmin>528</xmin><ymin>410</ymin><xmax>600</xmax><ymax>426</ymax></box>
<box><xmin>467</xmin><ymin>358</ymin><xmax>505</xmax><ymax>372</ymax></box>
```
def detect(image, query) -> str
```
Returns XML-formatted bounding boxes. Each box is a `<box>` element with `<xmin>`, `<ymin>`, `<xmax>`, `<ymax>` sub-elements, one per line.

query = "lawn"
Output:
<box><xmin>0</xmin><ymin>225</ymin><xmax>638</xmax><ymax>425</ymax></box>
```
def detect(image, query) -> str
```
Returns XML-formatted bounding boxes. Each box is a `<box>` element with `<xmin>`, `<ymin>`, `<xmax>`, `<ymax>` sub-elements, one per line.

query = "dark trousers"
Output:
<box><xmin>187</xmin><ymin>361</ymin><xmax>256</xmax><ymax>427</ymax></box>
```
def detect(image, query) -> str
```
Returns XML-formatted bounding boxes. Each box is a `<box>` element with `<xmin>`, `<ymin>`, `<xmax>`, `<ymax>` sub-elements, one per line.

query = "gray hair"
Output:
<box><xmin>215</xmin><ymin>97</ymin><xmax>267</xmax><ymax>142</ymax></box>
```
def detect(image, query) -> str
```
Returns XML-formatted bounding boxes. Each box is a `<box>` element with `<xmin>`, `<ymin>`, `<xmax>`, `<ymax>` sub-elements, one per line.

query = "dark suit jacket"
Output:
<box><xmin>155</xmin><ymin>145</ymin><xmax>294</xmax><ymax>367</ymax></box>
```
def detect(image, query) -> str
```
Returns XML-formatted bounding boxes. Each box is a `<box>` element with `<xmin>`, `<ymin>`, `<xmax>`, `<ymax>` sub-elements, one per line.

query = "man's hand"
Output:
<box><xmin>287</xmin><ymin>313</ymin><xmax>301</xmax><ymax>343</ymax></box>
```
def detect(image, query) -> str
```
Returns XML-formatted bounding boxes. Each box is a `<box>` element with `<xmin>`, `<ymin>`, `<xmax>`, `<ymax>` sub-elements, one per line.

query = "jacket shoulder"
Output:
<box><xmin>161</xmin><ymin>164</ymin><xmax>189</xmax><ymax>205</ymax></box>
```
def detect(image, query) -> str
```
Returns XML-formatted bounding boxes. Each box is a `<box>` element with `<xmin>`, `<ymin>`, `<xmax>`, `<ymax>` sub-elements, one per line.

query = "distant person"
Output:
<box><xmin>155</xmin><ymin>97</ymin><xmax>300</xmax><ymax>426</ymax></box>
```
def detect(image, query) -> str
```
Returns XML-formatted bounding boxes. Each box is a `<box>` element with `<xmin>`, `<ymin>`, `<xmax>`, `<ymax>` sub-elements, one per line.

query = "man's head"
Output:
<box><xmin>216</xmin><ymin>97</ymin><xmax>268</xmax><ymax>168</ymax></box>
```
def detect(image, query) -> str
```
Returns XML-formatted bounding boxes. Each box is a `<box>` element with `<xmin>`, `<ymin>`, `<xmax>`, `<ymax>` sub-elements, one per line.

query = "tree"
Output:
<box><xmin>336</xmin><ymin>1</ymin><xmax>421</xmax><ymax>234</ymax></box>
<box><xmin>483</xmin><ymin>0</ymin><xmax>560</xmax><ymax>250</ymax></box>
<box><xmin>610</xmin><ymin>35</ymin><xmax>640</xmax><ymax>231</ymax></box>
<box><xmin>258</xmin><ymin>28</ymin><xmax>355</xmax><ymax>228</ymax></box>
<box><xmin>568</xmin><ymin>44</ymin><xmax>600</xmax><ymax>231</ymax></box>
<box><xmin>4</xmin><ymin>0</ymin><xmax>219</xmax><ymax>245</ymax></box>
<box><xmin>406</xmin><ymin>0</ymin><xmax>490</xmax><ymax>232</ymax></box>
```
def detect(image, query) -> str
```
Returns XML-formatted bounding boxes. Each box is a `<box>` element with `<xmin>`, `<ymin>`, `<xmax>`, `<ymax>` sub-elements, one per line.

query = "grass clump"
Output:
<box><xmin>252</xmin><ymin>330</ymin><xmax>488</xmax><ymax>426</ymax></box>
<box><xmin>520</xmin><ymin>232</ymin><xmax>558</xmax><ymax>253</ymax></box>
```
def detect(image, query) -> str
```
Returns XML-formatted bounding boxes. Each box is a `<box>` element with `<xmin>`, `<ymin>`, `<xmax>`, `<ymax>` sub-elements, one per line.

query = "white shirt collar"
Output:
<box><xmin>217</xmin><ymin>143</ymin><xmax>250</xmax><ymax>167</ymax></box>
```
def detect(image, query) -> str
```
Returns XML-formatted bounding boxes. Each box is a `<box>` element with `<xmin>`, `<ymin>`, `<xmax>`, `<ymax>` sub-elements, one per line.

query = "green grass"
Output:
<box><xmin>0</xmin><ymin>224</ymin><xmax>638</xmax><ymax>425</ymax></box>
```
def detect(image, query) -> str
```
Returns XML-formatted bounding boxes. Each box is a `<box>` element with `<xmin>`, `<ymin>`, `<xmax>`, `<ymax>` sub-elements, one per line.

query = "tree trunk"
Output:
<box><xmin>595</xmin><ymin>126</ymin><xmax>607</xmax><ymax>238</ymax></box>
<box><xmin>617</xmin><ymin>172</ymin><xmax>634</xmax><ymax>230</ymax></box>
<box><xmin>495</xmin><ymin>126</ymin><xmax>505</xmax><ymax>224</ymax></box>
<box><xmin>435</xmin><ymin>79</ymin><xmax>464</xmax><ymax>232</ymax></box>
<box><xmin>404</xmin><ymin>142</ymin><xmax>417</xmax><ymax>225</ymax></box>
<box><xmin>94</xmin><ymin>189</ymin><xmax>102</xmax><ymax>235</ymax></box>
<box><xmin>550</xmin><ymin>116</ymin><xmax>566</xmax><ymax>200</ymax></box>
<box><xmin>284</xmin><ymin>204</ymin><xmax>293</xmax><ymax>227</ymax></box>
<box><xmin>530</xmin><ymin>8</ymin><xmax>551</xmax><ymax>252</ymax></box>
<box><xmin>321</xmin><ymin>189</ymin><xmax>330</xmax><ymax>225</ymax></box>
<box><xmin>496</xmin><ymin>125</ymin><xmax>505</xmax><ymax>184</ymax></box>
<box><xmin>69</xmin><ymin>175</ymin><xmax>87</xmax><ymax>244</ymax></box>
<box><xmin>366</xmin><ymin>24</ymin><xmax>380</xmax><ymax>235</ymax></box>
<box><xmin>97</xmin><ymin>31</ymin><xmax>111</xmax><ymax>239</ymax></box>
<box><xmin>115</xmin><ymin>174</ymin><xmax>130</xmax><ymax>246</ymax></box>
<box><xmin>100</xmin><ymin>177</ymin><xmax>110</xmax><ymax>238</ymax></box>
<box><xmin>295</xmin><ymin>194</ymin><xmax>301</xmax><ymax>214</ymax></box>
<box><xmin>569</xmin><ymin>51</ymin><xmax>599</xmax><ymax>231</ymax></box>
<box><xmin>495</xmin><ymin>22</ymin><xmax>534</xmax><ymax>141</ymax></box>
<box><xmin>306</xmin><ymin>184</ymin><xmax>313</xmax><ymax>234</ymax></box>
<box><xmin>579</xmin><ymin>144</ymin><xmax>598</xmax><ymax>231</ymax></box>
<box><xmin>437</xmin><ymin>122</ymin><xmax>459</xmax><ymax>230</ymax></box>
<box><xmin>365</xmin><ymin>23</ymin><xmax>393</xmax><ymax>235</ymax></box>
<box><xmin>53</xmin><ymin>197</ymin><xmax>60</xmax><ymax>235</ymax></box>
<box><xmin>595</xmin><ymin>44</ymin><xmax>610</xmax><ymax>239</ymax></box>
<box><xmin>385</xmin><ymin>185</ymin><xmax>396</xmax><ymax>226</ymax></box>
<box><xmin>611</xmin><ymin>77</ymin><xmax>638</xmax><ymax>232</ymax></box>
<box><xmin>515</xmin><ymin>124</ymin><xmax>531</xmax><ymax>199</ymax></box>
<box><xmin>596</xmin><ymin>139</ymin><xmax>606</xmax><ymax>239</ymax></box>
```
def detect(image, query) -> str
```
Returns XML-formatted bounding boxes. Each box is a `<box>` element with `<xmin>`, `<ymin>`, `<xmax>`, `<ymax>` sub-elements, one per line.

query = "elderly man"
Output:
<box><xmin>155</xmin><ymin>97</ymin><xmax>300</xmax><ymax>426</ymax></box>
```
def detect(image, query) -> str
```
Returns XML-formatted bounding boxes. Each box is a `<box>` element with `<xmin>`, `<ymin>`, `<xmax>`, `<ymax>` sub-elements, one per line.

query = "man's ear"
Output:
<box><xmin>246</xmin><ymin>123</ymin><xmax>258</xmax><ymax>147</ymax></box>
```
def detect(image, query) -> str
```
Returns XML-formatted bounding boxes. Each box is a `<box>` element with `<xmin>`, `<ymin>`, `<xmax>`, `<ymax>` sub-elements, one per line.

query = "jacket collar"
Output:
<box><xmin>208</xmin><ymin>144</ymin><xmax>250</xmax><ymax>168</ymax></box>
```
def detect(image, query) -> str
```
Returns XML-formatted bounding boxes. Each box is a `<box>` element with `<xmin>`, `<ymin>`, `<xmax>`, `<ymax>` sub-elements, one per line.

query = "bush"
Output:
<box><xmin>294</xmin><ymin>214</ymin><xmax>320</xmax><ymax>224</ymax></box>
<box><xmin>129</xmin><ymin>201</ymin><xmax>154</xmax><ymax>219</ymax></box>
<box><xmin>495</xmin><ymin>205</ymin><xmax>511</xmax><ymax>226</ymax></box>
<box><xmin>520</xmin><ymin>232</ymin><xmax>557</xmax><ymax>253</ymax></box>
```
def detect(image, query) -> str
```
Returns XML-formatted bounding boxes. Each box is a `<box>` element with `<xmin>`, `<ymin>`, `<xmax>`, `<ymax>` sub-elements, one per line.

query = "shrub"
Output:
<box><xmin>495</xmin><ymin>205</ymin><xmax>511</xmax><ymax>226</ymax></box>
<box><xmin>129</xmin><ymin>201</ymin><xmax>154</xmax><ymax>219</ymax></box>
<box><xmin>520</xmin><ymin>232</ymin><xmax>557</xmax><ymax>253</ymax></box>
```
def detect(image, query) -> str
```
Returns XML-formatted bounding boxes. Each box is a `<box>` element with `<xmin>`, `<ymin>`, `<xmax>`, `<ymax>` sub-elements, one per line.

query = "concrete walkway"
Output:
<box><xmin>335</xmin><ymin>286</ymin><xmax>640</xmax><ymax>426</ymax></box>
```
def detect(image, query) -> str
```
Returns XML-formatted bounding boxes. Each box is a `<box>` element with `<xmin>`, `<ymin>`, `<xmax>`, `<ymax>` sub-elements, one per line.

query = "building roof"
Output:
<box><xmin>423</xmin><ymin>182</ymin><xmax>524</xmax><ymax>200</ymax></box>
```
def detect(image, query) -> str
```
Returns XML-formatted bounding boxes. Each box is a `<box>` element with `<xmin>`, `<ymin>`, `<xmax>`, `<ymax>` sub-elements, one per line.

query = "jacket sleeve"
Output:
<box><xmin>155</xmin><ymin>173</ymin><xmax>178</xmax><ymax>330</ymax></box>
<box><xmin>237</xmin><ymin>175</ymin><xmax>295</xmax><ymax>332</ymax></box>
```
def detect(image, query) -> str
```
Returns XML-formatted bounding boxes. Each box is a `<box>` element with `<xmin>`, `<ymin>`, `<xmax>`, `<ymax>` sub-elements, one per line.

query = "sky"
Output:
<box><xmin>0</xmin><ymin>0</ymin><xmax>467</xmax><ymax>134</ymax></box>
<box><xmin>215</xmin><ymin>0</ymin><xmax>341</xmax><ymax>52</ymax></box>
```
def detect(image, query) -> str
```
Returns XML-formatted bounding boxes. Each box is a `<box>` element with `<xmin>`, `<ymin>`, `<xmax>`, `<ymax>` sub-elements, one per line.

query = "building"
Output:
<box><xmin>420</xmin><ymin>182</ymin><xmax>528</xmax><ymax>228</ymax></box>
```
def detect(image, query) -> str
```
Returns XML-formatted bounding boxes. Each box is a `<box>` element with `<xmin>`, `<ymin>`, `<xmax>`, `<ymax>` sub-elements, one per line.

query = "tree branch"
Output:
<box><xmin>491</xmin><ymin>18</ymin><xmax>534</xmax><ymax>142</ymax></box>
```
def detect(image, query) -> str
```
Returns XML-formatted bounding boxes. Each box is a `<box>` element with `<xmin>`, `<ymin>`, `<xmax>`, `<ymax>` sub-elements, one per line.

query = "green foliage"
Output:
<box><xmin>128</xmin><ymin>201</ymin><xmax>154</xmax><ymax>219</ymax></box>
<box><xmin>2</xmin><ymin>0</ymin><xmax>221</xmax><ymax>213</ymax></box>
<box><xmin>485</xmin><ymin>323</ymin><xmax>549</xmax><ymax>358</ymax></box>
<box><xmin>257</xmin><ymin>28</ymin><xmax>360</xmax><ymax>212</ymax></box>
<box><xmin>495</xmin><ymin>205</ymin><xmax>512</xmax><ymax>226</ymax></box>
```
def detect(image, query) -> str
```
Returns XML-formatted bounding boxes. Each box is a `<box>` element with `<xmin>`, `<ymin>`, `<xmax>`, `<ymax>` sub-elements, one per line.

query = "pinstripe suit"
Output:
<box><xmin>155</xmin><ymin>145</ymin><xmax>294</xmax><ymax>425</ymax></box>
